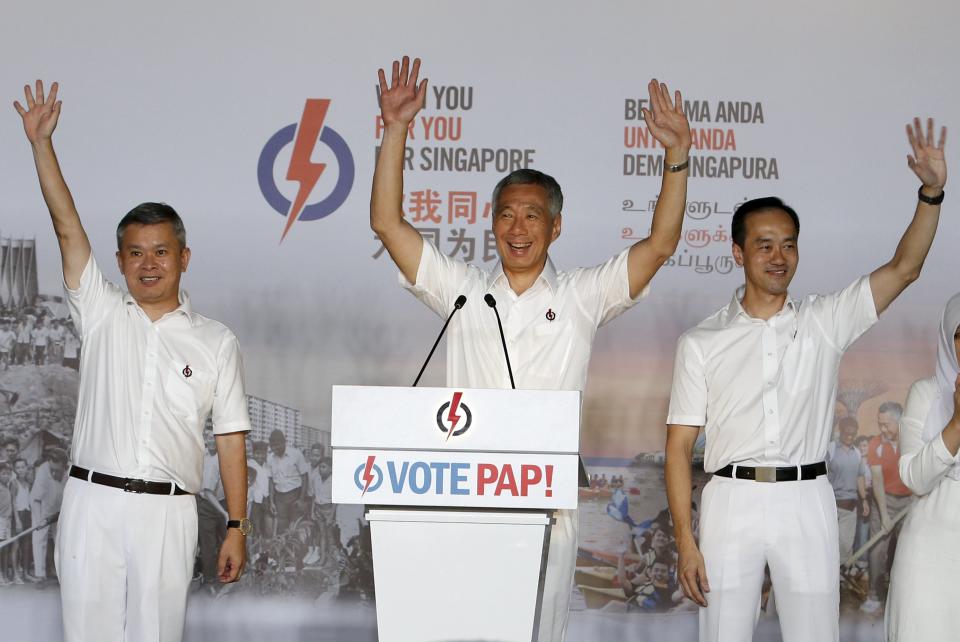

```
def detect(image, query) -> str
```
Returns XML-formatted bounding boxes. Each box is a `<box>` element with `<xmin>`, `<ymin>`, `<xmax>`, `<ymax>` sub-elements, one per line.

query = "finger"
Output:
<box><xmin>416</xmin><ymin>79</ymin><xmax>428</xmax><ymax>109</ymax></box>
<box><xmin>13</xmin><ymin>101</ymin><xmax>26</xmax><ymax>116</ymax></box>
<box><xmin>35</xmin><ymin>80</ymin><xmax>44</xmax><ymax>105</ymax></box>
<box><xmin>400</xmin><ymin>55</ymin><xmax>410</xmax><ymax>86</ymax></box>
<box><xmin>699</xmin><ymin>563</ymin><xmax>711</xmax><ymax>593</ymax></box>
<box><xmin>906</xmin><ymin>123</ymin><xmax>922</xmax><ymax>158</ymax></box>
<box><xmin>648</xmin><ymin>78</ymin><xmax>664</xmax><ymax>114</ymax></box>
<box><xmin>378</xmin><ymin>68</ymin><xmax>388</xmax><ymax>94</ymax></box>
<box><xmin>390</xmin><ymin>60</ymin><xmax>400</xmax><ymax>89</ymax></box>
<box><xmin>907</xmin><ymin>155</ymin><xmax>917</xmax><ymax>171</ymax></box>
<box><xmin>410</xmin><ymin>58</ymin><xmax>421</xmax><ymax>89</ymax></box>
<box><xmin>24</xmin><ymin>85</ymin><xmax>35</xmax><ymax>109</ymax></box>
<box><xmin>660</xmin><ymin>82</ymin><xmax>674</xmax><ymax>110</ymax></box>
<box><xmin>926</xmin><ymin>117</ymin><xmax>935</xmax><ymax>147</ymax></box>
<box><xmin>48</xmin><ymin>81</ymin><xmax>59</xmax><ymax>106</ymax></box>
<box><xmin>939</xmin><ymin>126</ymin><xmax>947</xmax><ymax>150</ymax></box>
<box><xmin>914</xmin><ymin>117</ymin><xmax>924</xmax><ymax>148</ymax></box>
<box><xmin>674</xmin><ymin>89</ymin><xmax>684</xmax><ymax>114</ymax></box>
<box><xmin>641</xmin><ymin>107</ymin><xmax>655</xmax><ymax>127</ymax></box>
<box><xmin>683</xmin><ymin>570</ymin><xmax>705</xmax><ymax>605</ymax></box>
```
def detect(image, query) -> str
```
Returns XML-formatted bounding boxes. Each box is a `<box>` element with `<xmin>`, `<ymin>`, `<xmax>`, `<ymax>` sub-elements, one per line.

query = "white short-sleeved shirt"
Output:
<box><xmin>309</xmin><ymin>467</ymin><xmax>332</xmax><ymax>505</ymax></box>
<box><xmin>66</xmin><ymin>255</ymin><xmax>251</xmax><ymax>493</ymax></box>
<box><xmin>248</xmin><ymin>459</ymin><xmax>270</xmax><ymax>503</ymax></box>
<box><xmin>267</xmin><ymin>447</ymin><xmax>309</xmax><ymax>493</ymax></box>
<box><xmin>402</xmin><ymin>241</ymin><xmax>644</xmax><ymax>391</ymax></box>
<box><xmin>667</xmin><ymin>276</ymin><xmax>878</xmax><ymax>472</ymax></box>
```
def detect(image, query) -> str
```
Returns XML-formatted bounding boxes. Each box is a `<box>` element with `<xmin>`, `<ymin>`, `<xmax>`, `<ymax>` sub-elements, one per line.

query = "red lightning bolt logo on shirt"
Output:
<box><xmin>281</xmin><ymin>99</ymin><xmax>330</xmax><ymax>242</ymax></box>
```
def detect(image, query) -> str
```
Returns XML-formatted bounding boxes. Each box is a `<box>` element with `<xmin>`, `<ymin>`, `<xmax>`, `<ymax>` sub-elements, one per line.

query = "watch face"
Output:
<box><xmin>239</xmin><ymin>518</ymin><xmax>253</xmax><ymax>536</ymax></box>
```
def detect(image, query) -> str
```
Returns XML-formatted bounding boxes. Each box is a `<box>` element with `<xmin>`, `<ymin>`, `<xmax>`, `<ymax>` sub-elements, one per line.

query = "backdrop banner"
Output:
<box><xmin>1</xmin><ymin>1</ymin><xmax>957</xmax><ymax>640</ymax></box>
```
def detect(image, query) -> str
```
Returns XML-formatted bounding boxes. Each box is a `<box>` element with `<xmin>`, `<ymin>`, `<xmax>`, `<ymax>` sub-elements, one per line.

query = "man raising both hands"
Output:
<box><xmin>371</xmin><ymin>57</ymin><xmax>692</xmax><ymax>642</ymax></box>
<box><xmin>14</xmin><ymin>81</ymin><xmax>252</xmax><ymax>642</ymax></box>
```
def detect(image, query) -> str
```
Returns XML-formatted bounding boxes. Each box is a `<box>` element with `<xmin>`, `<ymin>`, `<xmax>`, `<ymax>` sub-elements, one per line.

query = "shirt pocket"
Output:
<box><xmin>163</xmin><ymin>367</ymin><xmax>215</xmax><ymax>423</ymax></box>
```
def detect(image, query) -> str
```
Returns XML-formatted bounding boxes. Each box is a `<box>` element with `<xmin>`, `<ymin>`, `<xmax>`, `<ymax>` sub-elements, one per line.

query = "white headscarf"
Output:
<box><xmin>922</xmin><ymin>293</ymin><xmax>960</xmax><ymax>480</ymax></box>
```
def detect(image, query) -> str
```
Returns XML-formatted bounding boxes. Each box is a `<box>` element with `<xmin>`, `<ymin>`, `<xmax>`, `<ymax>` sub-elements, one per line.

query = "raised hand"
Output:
<box><xmin>906</xmin><ymin>117</ymin><xmax>947</xmax><ymax>190</ymax></box>
<box><xmin>13</xmin><ymin>80</ymin><xmax>61</xmax><ymax>145</ymax></box>
<box><xmin>378</xmin><ymin>56</ymin><xmax>427</xmax><ymax>128</ymax></box>
<box><xmin>642</xmin><ymin>79</ymin><xmax>692</xmax><ymax>157</ymax></box>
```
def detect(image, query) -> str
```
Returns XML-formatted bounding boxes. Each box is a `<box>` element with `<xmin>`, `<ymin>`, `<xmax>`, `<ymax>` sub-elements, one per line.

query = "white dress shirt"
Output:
<box><xmin>248</xmin><ymin>458</ymin><xmax>270</xmax><ymax>503</ymax></box>
<box><xmin>402</xmin><ymin>241</ymin><xmax>644</xmax><ymax>390</ymax></box>
<box><xmin>899</xmin><ymin>377</ymin><xmax>960</xmax><ymax>495</ymax></box>
<box><xmin>66</xmin><ymin>255</ymin><xmax>251</xmax><ymax>493</ymax></box>
<box><xmin>668</xmin><ymin>276</ymin><xmax>878</xmax><ymax>472</ymax></box>
<box><xmin>267</xmin><ymin>447</ymin><xmax>309</xmax><ymax>493</ymax></box>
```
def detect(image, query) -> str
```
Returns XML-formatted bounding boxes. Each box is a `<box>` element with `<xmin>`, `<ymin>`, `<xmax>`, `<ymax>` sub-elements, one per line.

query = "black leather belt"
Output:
<box><xmin>714</xmin><ymin>461</ymin><xmax>827</xmax><ymax>483</ymax></box>
<box><xmin>69</xmin><ymin>465</ymin><xmax>191</xmax><ymax>495</ymax></box>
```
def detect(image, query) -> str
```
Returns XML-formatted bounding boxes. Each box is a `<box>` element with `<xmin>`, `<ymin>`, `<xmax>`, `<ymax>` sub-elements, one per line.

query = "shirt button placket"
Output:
<box><xmin>140</xmin><ymin>329</ymin><xmax>159</xmax><ymax>457</ymax></box>
<box><xmin>760</xmin><ymin>322</ymin><xmax>781</xmax><ymax>460</ymax></box>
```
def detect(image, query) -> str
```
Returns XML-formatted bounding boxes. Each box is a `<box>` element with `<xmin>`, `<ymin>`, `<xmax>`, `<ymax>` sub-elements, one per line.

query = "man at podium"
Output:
<box><xmin>371</xmin><ymin>56</ymin><xmax>692</xmax><ymax>641</ymax></box>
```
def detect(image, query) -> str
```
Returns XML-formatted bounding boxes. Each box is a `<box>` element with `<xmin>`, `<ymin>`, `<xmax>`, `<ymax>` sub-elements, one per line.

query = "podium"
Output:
<box><xmin>332</xmin><ymin>385</ymin><xmax>581</xmax><ymax>642</ymax></box>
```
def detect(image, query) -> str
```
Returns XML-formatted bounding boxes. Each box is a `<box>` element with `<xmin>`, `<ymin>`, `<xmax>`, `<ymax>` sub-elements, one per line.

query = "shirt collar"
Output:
<box><xmin>724</xmin><ymin>286</ymin><xmax>797</xmax><ymax>326</ymax></box>
<box><xmin>490</xmin><ymin>256</ymin><xmax>559</xmax><ymax>294</ymax></box>
<box><xmin>123</xmin><ymin>290</ymin><xmax>196</xmax><ymax>326</ymax></box>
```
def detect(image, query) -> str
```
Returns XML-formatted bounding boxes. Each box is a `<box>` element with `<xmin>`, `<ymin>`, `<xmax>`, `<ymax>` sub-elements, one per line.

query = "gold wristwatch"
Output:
<box><xmin>227</xmin><ymin>518</ymin><xmax>253</xmax><ymax>536</ymax></box>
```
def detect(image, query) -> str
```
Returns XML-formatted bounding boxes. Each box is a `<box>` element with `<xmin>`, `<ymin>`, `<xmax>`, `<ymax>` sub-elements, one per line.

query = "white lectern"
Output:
<box><xmin>332</xmin><ymin>385</ymin><xmax>581</xmax><ymax>642</ymax></box>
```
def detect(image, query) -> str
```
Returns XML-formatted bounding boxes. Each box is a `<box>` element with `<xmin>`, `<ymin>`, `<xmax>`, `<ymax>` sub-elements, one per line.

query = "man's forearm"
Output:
<box><xmin>647</xmin><ymin>150</ymin><xmax>689</xmax><ymax>257</ymax></box>
<box><xmin>665</xmin><ymin>429</ymin><xmax>697</xmax><ymax>545</ymax></box>
<box><xmin>371</xmin><ymin>124</ymin><xmax>409</xmax><ymax>235</ymax></box>
<box><xmin>31</xmin><ymin>140</ymin><xmax>90</xmax><ymax>282</ymax></box>
<box><xmin>871</xmin><ymin>469</ymin><xmax>890</xmax><ymax>522</ymax></box>
<box><xmin>216</xmin><ymin>433</ymin><xmax>248</xmax><ymax>520</ymax></box>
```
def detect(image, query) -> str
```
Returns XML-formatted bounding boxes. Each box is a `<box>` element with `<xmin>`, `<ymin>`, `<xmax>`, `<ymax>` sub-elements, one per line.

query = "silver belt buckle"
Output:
<box><xmin>754</xmin><ymin>466</ymin><xmax>777</xmax><ymax>483</ymax></box>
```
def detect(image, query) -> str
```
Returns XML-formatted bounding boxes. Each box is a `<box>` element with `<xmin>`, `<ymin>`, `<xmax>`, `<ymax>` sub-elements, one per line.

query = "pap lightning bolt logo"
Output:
<box><xmin>445</xmin><ymin>392</ymin><xmax>464</xmax><ymax>442</ymax></box>
<box><xmin>281</xmin><ymin>99</ymin><xmax>329</xmax><ymax>242</ymax></box>
<box><xmin>360</xmin><ymin>455</ymin><xmax>377</xmax><ymax>497</ymax></box>
<box><xmin>257</xmin><ymin>98</ymin><xmax>355</xmax><ymax>240</ymax></box>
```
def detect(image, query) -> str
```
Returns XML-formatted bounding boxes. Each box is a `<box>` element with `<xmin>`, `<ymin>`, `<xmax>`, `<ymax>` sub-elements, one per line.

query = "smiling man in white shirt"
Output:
<box><xmin>15</xmin><ymin>80</ymin><xmax>251</xmax><ymax>642</ymax></box>
<box><xmin>665</xmin><ymin>119</ymin><xmax>947</xmax><ymax>641</ymax></box>
<box><xmin>372</xmin><ymin>56</ymin><xmax>692</xmax><ymax>642</ymax></box>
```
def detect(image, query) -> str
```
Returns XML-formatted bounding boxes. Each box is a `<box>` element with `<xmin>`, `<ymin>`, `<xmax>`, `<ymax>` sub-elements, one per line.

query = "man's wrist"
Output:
<box><xmin>919</xmin><ymin>184</ymin><xmax>946</xmax><ymax>203</ymax></box>
<box><xmin>665</xmin><ymin>147</ymin><xmax>691</xmax><ymax>165</ymax></box>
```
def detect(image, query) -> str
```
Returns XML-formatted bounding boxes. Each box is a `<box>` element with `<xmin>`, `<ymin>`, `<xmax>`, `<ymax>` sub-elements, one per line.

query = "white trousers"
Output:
<box><xmin>536</xmin><ymin>507</ymin><xmax>577</xmax><ymax>642</ymax></box>
<box><xmin>33</xmin><ymin>522</ymin><xmax>51</xmax><ymax>578</ymax></box>
<box><xmin>55</xmin><ymin>477</ymin><xmax>199</xmax><ymax>642</ymax></box>
<box><xmin>699</xmin><ymin>475</ymin><xmax>839</xmax><ymax>642</ymax></box>
<box><xmin>837</xmin><ymin>507</ymin><xmax>857</xmax><ymax>563</ymax></box>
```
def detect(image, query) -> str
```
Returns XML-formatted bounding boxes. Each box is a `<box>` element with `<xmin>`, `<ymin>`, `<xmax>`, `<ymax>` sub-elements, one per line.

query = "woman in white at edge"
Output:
<box><xmin>886</xmin><ymin>293</ymin><xmax>960</xmax><ymax>640</ymax></box>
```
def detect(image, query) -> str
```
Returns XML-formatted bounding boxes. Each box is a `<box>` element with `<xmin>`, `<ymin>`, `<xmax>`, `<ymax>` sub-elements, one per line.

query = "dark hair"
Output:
<box><xmin>13</xmin><ymin>458</ymin><xmax>27</xmax><ymax>468</ymax></box>
<box><xmin>269</xmin><ymin>429</ymin><xmax>286</xmax><ymax>443</ymax></box>
<box><xmin>878</xmin><ymin>401</ymin><xmax>904</xmax><ymax>421</ymax></box>
<box><xmin>491</xmin><ymin>169</ymin><xmax>563</xmax><ymax>217</ymax></box>
<box><xmin>116</xmin><ymin>202</ymin><xmax>187</xmax><ymax>249</ymax></box>
<box><xmin>0</xmin><ymin>462</ymin><xmax>10</xmax><ymax>473</ymax></box>
<box><xmin>838</xmin><ymin>416</ymin><xmax>859</xmax><ymax>433</ymax></box>
<box><xmin>731</xmin><ymin>197</ymin><xmax>800</xmax><ymax>247</ymax></box>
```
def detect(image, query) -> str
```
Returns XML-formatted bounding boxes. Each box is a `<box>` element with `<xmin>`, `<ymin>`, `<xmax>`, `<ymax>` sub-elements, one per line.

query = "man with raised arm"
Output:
<box><xmin>371</xmin><ymin>56</ymin><xmax>692</xmax><ymax>642</ymax></box>
<box><xmin>14</xmin><ymin>81</ymin><xmax>252</xmax><ymax>642</ymax></box>
<box><xmin>665</xmin><ymin>120</ymin><xmax>947</xmax><ymax>641</ymax></box>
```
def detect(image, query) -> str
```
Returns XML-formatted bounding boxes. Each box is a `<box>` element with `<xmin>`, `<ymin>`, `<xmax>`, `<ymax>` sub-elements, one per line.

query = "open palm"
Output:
<box><xmin>642</xmin><ymin>79</ymin><xmax>691</xmax><ymax>153</ymax></box>
<box><xmin>13</xmin><ymin>80</ymin><xmax>61</xmax><ymax>144</ymax></box>
<box><xmin>907</xmin><ymin>117</ymin><xmax>947</xmax><ymax>188</ymax></box>
<box><xmin>378</xmin><ymin>56</ymin><xmax>427</xmax><ymax>127</ymax></box>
